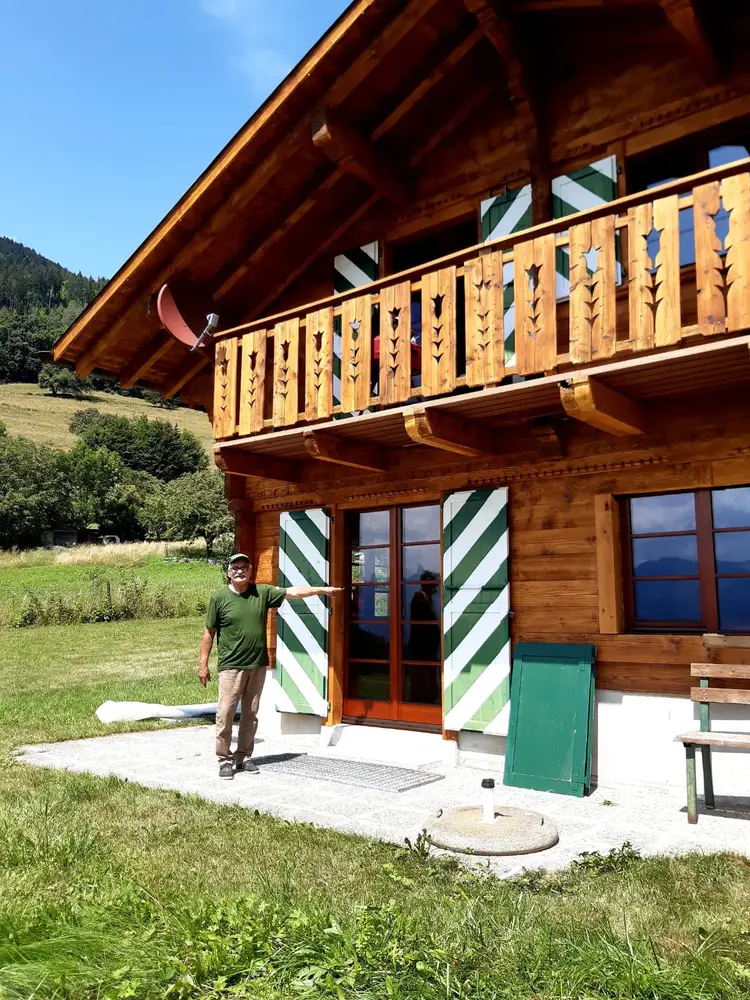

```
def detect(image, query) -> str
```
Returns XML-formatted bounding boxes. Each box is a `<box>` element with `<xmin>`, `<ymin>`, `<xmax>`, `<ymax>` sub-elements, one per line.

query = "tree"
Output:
<box><xmin>144</xmin><ymin>470</ymin><xmax>232</xmax><ymax>556</ymax></box>
<box><xmin>0</xmin><ymin>434</ymin><xmax>69</xmax><ymax>547</ymax></box>
<box><xmin>68</xmin><ymin>407</ymin><xmax>103</xmax><ymax>436</ymax></box>
<box><xmin>38</xmin><ymin>363</ymin><xmax>91</xmax><ymax>399</ymax></box>
<box><xmin>71</xmin><ymin>411</ymin><xmax>208</xmax><ymax>481</ymax></box>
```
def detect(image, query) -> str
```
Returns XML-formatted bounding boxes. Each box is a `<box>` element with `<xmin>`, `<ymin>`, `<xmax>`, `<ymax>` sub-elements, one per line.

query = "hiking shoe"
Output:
<box><xmin>237</xmin><ymin>759</ymin><xmax>260</xmax><ymax>774</ymax></box>
<box><xmin>219</xmin><ymin>761</ymin><xmax>234</xmax><ymax>780</ymax></box>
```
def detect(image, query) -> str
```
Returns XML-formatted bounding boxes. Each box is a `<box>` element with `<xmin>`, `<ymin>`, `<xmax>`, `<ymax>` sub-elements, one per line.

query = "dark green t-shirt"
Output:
<box><xmin>206</xmin><ymin>584</ymin><xmax>287</xmax><ymax>671</ymax></box>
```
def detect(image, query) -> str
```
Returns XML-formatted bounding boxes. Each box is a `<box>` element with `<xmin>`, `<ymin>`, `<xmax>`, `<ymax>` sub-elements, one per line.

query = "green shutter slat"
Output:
<box><xmin>442</xmin><ymin>488</ymin><xmax>511</xmax><ymax>735</ymax></box>
<box><xmin>276</xmin><ymin>508</ymin><xmax>330</xmax><ymax>716</ymax></box>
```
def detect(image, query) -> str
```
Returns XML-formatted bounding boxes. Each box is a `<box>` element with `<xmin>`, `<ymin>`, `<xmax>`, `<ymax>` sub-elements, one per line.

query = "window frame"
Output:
<box><xmin>621</xmin><ymin>487</ymin><xmax>750</xmax><ymax>634</ymax></box>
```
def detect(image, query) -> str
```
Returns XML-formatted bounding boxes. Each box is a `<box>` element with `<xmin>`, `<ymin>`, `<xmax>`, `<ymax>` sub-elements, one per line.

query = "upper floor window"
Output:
<box><xmin>623</xmin><ymin>487</ymin><xmax>750</xmax><ymax>633</ymax></box>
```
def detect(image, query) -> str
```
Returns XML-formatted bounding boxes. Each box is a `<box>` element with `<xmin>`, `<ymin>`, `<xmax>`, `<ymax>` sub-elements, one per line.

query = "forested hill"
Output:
<box><xmin>0</xmin><ymin>237</ymin><xmax>105</xmax><ymax>311</ymax></box>
<box><xmin>0</xmin><ymin>237</ymin><xmax>107</xmax><ymax>384</ymax></box>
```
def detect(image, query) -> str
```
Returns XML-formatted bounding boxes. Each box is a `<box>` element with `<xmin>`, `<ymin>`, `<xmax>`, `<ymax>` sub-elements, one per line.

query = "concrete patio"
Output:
<box><xmin>17</xmin><ymin>721</ymin><xmax>750</xmax><ymax>876</ymax></box>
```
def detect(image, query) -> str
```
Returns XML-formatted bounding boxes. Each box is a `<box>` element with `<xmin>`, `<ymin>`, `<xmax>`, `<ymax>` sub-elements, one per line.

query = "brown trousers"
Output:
<box><xmin>215</xmin><ymin>667</ymin><xmax>266</xmax><ymax>763</ymax></box>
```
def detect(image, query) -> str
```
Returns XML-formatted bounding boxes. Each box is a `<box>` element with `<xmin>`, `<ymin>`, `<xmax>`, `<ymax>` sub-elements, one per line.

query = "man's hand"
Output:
<box><xmin>197</xmin><ymin>663</ymin><xmax>211</xmax><ymax>688</ymax></box>
<box><xmin>285</xmin><ymin>585</ymin><xmax>344</xmax><ymax>599</ymax></box>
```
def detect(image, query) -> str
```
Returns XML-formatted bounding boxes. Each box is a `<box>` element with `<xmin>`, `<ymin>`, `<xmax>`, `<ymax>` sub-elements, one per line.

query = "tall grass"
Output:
<box><xmin>0</xmin><ymin>540</ymin><xmax>206</xmax><ymax>570</ymax></box>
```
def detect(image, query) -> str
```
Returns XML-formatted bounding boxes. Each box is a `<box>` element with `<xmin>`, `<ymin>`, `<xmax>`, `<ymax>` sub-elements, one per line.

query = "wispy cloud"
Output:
<box><xmin>199</xmin><ymin>0</ymin><xmax>293</xmax><ymax>97</ymax></box>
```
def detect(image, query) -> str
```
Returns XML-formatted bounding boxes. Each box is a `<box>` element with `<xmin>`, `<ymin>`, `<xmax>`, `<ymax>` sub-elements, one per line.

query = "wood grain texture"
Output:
<box><xmin>341</xmin><ymin>294</ymin><xmax>373</xmax><ymax>412</ymax></box>
<box><xmin>239</xmin><ymin>329</ymin><xmax>267</xmax><ymax>435</ymax></box>
<box><xmin>420</xmin><ymin>267</ymin><xmax>456</xmax><ymax>397</ymax></box>
<box><xmin>379</xmin><ymin>281</ymin><xmax>412</xmax><ymax>405</ymax></box>
<box><xmin>569</xmin><ymin>219</ymin><xmax>616</xmax><ymax>364</ymax></box>
<box><xmin>305</xmin><ymin>307</ymin><xmax>334</xmax><ymax>421</ymax></box>
<box><xmin>213</xmin><ymin>337</ymin><xmax>238</xmax><ymax>439</ymax></box>
<box><xmin>272</xmin><ymin>318</ymin><xmax>300</xmax><ymax>428</ymax></box>
<box><xmin>691</xmin><ymin>662</ymin><xmax>750</xmax><ymax>678</ymax></box>
<box><xmin>676</xmin><ymin>731</ymin><xmax>750</xmax><ymax>748</ymax></box>
<box><xmin>721</xmin><ymin>171</ymin><xmax>750</xmax><ymax>332</ymax></box>
<box><xmin>514</xmin><ymin>236</ymin><xmax>556</xmax><ymax>376</ymax></box>
<box><xmin>691</xmin><ymin>687</ymin><xmax>750</xmax><ymax>705</ymax></box>
<box><xmin>594</xmin><ymin>494</ymin><xmax>624</xmax><ymax>634</ymax></box>
<box><xmin>693</xmin><ymin>181</ymin><xmax>728</xmax><ymax>336</ymax></box>
<box><xmin>652</xmin><ymin>193</ymin><xmax>682</xmax><ymax>346</ymax></box>
<box><xmin>464</xmin><ymin>250</ymin><xmax>504</xmax><ymax>387</ymax></box>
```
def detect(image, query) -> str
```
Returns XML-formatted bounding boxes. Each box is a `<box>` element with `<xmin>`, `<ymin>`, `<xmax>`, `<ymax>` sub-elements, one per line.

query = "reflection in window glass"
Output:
<box><xmin>709</xmin><ymin>144</ymin><xmax>750</xmax><ymax>168</ymax></box>
<box><xmin>630</xmin><ymin>493</ymin><xmax>695</xmax><ymax>534</ymax></box>
<box><xmin>403</xmin><ymin>662</ymin><xmax>441</xmax><ymax>705</ymax></box>
<box><xmin>632</xmin><ymin>535</ymin><xmax>698</xmax><ymax>577</ymax></box>
<box><xmin>634</xmin><ymin>580</ymin><xmax>701</xmax><ymax>622</ymax></box>
<box><xmin>349</xmin><ymin>622</ymin><xmax>390</xmax><ymax>659</ymax></box>
<box><xmin>714</xmin><ymin>532</ymin><xmax>750</xmax><ymax>573</ymax></box>
<box><xmin>718</xmin><ymin>578</ymin><xmax>750</xmax><ymax>631</ymax></box>
<box><xmin>402</xmin><ymin>582</ymin><xmax>441</xmax><ymax>620</ymax></box>
<box><xmin>347</xmin><ymin>661</ymin><xmax>389</xmax><ymax>701</ymax></box>
<box><xmin>351</xmin><ymin>547</ymin><xmax>389</xmax><ymax>583</ymax></box>
<box><xmin>402</xmin><ymin>504</ymin><xmax>440</xmax><ymax>543</ymax></box>
<box><xmin>353</xmin><ymin>510</ymin><xmax>389</xmax><ymax>546</ymax></box>
<box><xmin>402</xmin><ymin>623</ymin><xmax>441</xmax><ymax>663</ymax></box>
<box><xmin>712</xmin><ymin>486</ymin><xmax>750</xmax><ymax>529</ymax></box>
<box><xmin>351</xmin><ymin>588</ymin><xmax>389</xmax><ymax>620</ymax></box>
<box><xmin>402</xmin><ymin>544</ymin><xmax>441</xmax><ymax>581</ymax></box>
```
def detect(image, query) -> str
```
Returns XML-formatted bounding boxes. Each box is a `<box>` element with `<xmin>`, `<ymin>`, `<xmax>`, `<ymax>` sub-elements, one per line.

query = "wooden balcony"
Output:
<box><xmin>211</xmin><ymin>158</ymin><xmax>750</xmax><ymax>477</ymax></box>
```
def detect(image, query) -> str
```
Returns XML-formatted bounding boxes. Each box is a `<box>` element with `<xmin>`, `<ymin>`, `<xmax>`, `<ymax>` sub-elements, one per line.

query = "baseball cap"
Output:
<box><xmin>227</xmin><ymin>553</ymin><xmax>251</xmax><ymax>566</ymax></box>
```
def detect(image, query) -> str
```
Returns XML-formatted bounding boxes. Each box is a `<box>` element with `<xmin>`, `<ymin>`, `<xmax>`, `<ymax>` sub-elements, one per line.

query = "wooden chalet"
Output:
<box><xmin>56</xmin><ymin>0</ymin><xmax>750</xmax><ymax>788</ymax></box>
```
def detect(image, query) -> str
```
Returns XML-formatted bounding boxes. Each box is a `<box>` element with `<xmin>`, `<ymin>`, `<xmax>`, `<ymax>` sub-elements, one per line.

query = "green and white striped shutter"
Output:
<box><xmin>442</xmin><ymin>488</ymin><xmax>511</xmax><ymax>735</ymax></box>
<box><xmin>333</xmin><ymin>243</ymin><xmax>379</xmax><ymax>409</ymax></box>
<box><xmin>480</xmin><ymin>185</ymin><xmax>531</xmax><ymax>367</ymax></box>
<box><xmin>552</xmin><ymin>156</ymin><xmax>618</xmax><ymax>300</ymax></box>
<box><xmin>275</xmin><ymin>508</ymin><xmax>330</xmax><ymax>716</ymax></box>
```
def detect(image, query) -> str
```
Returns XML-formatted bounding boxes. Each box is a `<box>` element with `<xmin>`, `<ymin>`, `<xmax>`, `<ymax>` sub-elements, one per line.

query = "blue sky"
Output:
<box><xmin>0</xmin><ymin>0</ymin><xmax>348</xmax><ymax>278</ymax></box>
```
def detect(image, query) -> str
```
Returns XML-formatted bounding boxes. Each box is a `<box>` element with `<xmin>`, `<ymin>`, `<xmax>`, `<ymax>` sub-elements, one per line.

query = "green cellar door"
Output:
<box><xmin>504</xmin><ymin>642</ymin><xmax>596</xmax><ymax>797</ymax></box>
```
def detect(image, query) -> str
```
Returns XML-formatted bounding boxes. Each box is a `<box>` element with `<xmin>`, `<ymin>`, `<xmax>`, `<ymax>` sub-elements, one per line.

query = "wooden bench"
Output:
<box><xmin>676</xmin><ymin>663</ymin><xmax>750</xmax><ymax>824</ymax></box>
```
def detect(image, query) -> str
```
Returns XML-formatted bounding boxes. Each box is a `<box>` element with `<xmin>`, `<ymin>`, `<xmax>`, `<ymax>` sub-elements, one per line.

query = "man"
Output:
<box><xmin>198</xmin><ymin>553</ymin><xmax>342</xmax><ymax>780</ymax></box>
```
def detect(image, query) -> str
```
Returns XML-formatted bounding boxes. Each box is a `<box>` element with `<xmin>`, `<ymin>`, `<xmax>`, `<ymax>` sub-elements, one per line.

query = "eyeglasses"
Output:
<box><xmin>229</xmin><ymin>564</ymin><xmax>250</xmax><ymax>573</ymax></box>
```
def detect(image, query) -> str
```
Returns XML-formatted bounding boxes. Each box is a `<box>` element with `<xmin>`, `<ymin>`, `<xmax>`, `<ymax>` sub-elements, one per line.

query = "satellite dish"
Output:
<box><xmin>157</xmin><ymin>284</ymin><xmax>218</xmax><ymax>351</ymax></box>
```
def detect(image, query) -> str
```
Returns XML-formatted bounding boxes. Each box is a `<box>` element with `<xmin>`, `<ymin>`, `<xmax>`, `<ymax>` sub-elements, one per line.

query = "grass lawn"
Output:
<box><xmin>1</xmin><ymin>618</ymin><xmax>749</xmax><ymax>998</ymax></box>
<box><xmin>0</xmin><ymin>382</ymin><xmax>213</xmax><ymax>454</ymax></box>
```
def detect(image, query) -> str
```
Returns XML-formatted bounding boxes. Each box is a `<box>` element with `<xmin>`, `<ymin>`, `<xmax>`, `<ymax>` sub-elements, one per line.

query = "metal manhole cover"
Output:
<box><xmin>253</xmin><ymin>753</ymin><xmax>444</xmax><ymax>792</ymax></box>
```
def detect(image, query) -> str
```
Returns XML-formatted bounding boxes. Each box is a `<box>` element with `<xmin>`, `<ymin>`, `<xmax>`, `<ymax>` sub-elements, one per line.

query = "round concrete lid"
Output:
<box><xmin>424</xmin><ymin>806</ymin><xmax>559</xmax><ymax>856</ymax></box>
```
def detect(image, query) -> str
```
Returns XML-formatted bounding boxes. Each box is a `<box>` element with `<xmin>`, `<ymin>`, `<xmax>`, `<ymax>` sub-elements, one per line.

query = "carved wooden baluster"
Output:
<box><xmin>340</xmin><ymin>295</ymin><xmax>372</xmax><ymax>411</ymax></box>
<box><xmin>272</xmin><ymin>318</ymin><xmax>300</xmax><ymax>428</ymax></box>
<box><xmin>720</xmin><ymin>172</ymin><xmax>750</xmax><ymax>333</ymax></box>
<box><xmin>513</xmin><ymin>236</ymin><xmax>556</xmax><ymax>376</ymax></box>
<box><xmin>379</xmin><ymin>281</ymin><xmax>411</xmax><ymax>405</ymax></box>
<box><xmin>628</xmin><ymin>195</ymin><xmax>681</xmax><ymax>351</ymax></box>
<box><xmin>212</xmin><ymin>337</ymin><xmax>238</xmax><ymax>439</ymax></box>
<box><xmin>420</xmin><ymin>267</ymin><xmax>456</xmax><ymax>397</ymax></box>
<box><xmin>694</xmin><ymin>181</ymin><xmax>730</xmax><ymax>336</ymax></box>
<box><xmin>238</xmin><ymin>329</ymin><xmax>266</xmax><ymax>435</ymax></box>
<box><xmin>305</xmin><ymin>307</ymin><xmax>333</xmax><ymax>421</ymax></box>
<box><xmin>569</xmin><ymin>217</ymin><xmax>616</xmax><ymax>364</ymax></box>
<box><xmin>464</xmin><ymin>250</ymin><xmax>504</xmax><ymax>387</ymax></box>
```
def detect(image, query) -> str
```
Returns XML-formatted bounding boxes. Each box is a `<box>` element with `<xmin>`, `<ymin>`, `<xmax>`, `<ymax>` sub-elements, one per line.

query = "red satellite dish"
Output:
<box><xmin>157</xmin><ymin>284</ymin><xmax>213</xmax><ymax>350</ymax></box>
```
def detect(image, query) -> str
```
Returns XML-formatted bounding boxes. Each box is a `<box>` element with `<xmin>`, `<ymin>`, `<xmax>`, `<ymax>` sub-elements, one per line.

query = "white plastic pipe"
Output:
<box><xmin>96</xmin><ymin>701</ymin><xmax>224</xmax><ymax>724</ymax></box>
<box><xmin>481</xmin><ymin>778</ymin><xmax>495</xmax><ymax>823</ymax></box>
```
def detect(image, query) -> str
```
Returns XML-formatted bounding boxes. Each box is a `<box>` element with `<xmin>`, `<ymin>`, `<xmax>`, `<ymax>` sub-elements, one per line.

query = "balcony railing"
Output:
<box><xmin>211</xmin><ymin>158</ymin><xmax>750</xmax><ymax>441</ymax></box>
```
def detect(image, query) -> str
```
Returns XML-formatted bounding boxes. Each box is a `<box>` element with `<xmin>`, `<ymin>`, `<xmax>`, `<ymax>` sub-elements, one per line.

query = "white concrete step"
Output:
<box><xmin>313</xmin><ymin>723</ymin><xmax>454</xmax><ymax>770</ymax></box>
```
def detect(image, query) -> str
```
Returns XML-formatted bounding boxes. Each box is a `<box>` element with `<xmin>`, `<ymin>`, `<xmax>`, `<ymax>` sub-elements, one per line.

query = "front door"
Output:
<box><xmin>343</xmin><ymin>503</ymin><xmax>442</xmax><ymax>727</ymax></box>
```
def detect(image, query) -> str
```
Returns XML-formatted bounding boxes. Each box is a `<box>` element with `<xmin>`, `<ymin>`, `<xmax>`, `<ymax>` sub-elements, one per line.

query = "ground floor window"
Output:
<box><xmin>623</xmin><ymin>486</ymin><xmax>750</xmax><ymax>633</ymax></box>
<box><xmin>345</xmin><ymin>503</ymin><xmax>442</xmax><ymax>726</ymax></box>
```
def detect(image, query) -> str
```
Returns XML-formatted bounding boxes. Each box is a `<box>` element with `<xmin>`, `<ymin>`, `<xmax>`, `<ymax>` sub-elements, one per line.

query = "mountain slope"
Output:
<box><xmin>0</xmin><ymin>236</ymin><xmax>105</xmax><ymax>312</ymax></box>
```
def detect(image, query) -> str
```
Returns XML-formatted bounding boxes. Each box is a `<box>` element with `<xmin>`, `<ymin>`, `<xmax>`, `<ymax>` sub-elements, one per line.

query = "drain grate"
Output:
<box><xmin>253</xmin><ymin>752</ymin><xmax>445</xmax><ymax>792</ymax></box>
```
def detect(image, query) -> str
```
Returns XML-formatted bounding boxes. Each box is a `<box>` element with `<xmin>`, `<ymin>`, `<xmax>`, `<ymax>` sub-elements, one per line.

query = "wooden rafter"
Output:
<box><xmin>462</xmin><ymin>0</ymin><xmax>549</xmax><ymax>221</ymax></box>
<box><xmin>214</xmin><ymin>446</ymin><xmax>301</xmax><ymax>483</ymax></box>
<box><xmin>403</xmin><ymin>405</ymin><xmax>498</xmax><ymax>457</ymax></box>
<box><xmin>303</xmin><ymin>429</ymin><xmax>388</xmax><ymax>471</ymax></box>
<box><xmin>163</xmin><ymin>354</ymin><xmax>211</xmax><ymax>400</ymax></box>
<box><xmin>658</xmin><ymin>0</ymin><xmax>720</xmax><ymax>82</ymax></box>
<box><xmin>119</xmin><ymin>333</ymin><xmax>175</xmax><ymax>390</ymax></box>
<box><xmin>312</xmin><ymin>108</ymin><xmax>407</xmax><ymax>204</ymax></box>
<box><xmin>560</xmin><ymin>376</ymin><xmax>647</xmax><ymax>436</ymax></box>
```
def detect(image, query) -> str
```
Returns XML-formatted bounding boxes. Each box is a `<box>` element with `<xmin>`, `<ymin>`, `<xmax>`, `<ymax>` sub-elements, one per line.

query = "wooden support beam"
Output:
<box><xmin>303</xmin><ymin>429</ymin><xmax>388</xmax><ymax>471</ymax></box>
<box><xmin>658</xmin><ymin>0</ymin><xmax>720</xmax><ymax>82</ymax></box>
<box><xmin>75</xmin><ymin>315</ymin><xmax>131</xmax><ymax>377</ymax></box>
<box><xmin>403</xmin><ymin>405</ymin><xmax>498</xmax><ymax>457</ymax></box>
<box><xmin>530</xmin><ymin>418</ymin><xmax>564</xmax><ymax>459</ymax></box>
<box><xmin>560</xmin><ymin>377</ymin><xmax>647</xmax><ymax>436</ymax></box>
<box><xmin>311</xmin><ymin>108</ymin><xmax>407</xmax><ymax>204</ymax></box>
<box><xmin>214</xmin><ymin>445</ymin><xmax>301</xmax><ymax>483</ymax></box>
<box><xmin>119</xmin><ymin>333</ymin><xmax>175</xmax><ymax>390</ymax></box>
<box><xmin>162</xmin><ymin>353</ymin><xmax>210</xmax><ymax>399</ymax></box>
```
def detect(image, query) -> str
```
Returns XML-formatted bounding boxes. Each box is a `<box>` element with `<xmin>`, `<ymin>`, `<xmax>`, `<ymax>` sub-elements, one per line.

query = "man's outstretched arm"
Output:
<box><xmin>198</xmin><ymin>626</ymin><xmax>216</xmax><ymax>687</ymax></box>
<box><xmin>285</xmin><ymin>586</ymin><xmax>343</xmax><ymax>599</ymax></box>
